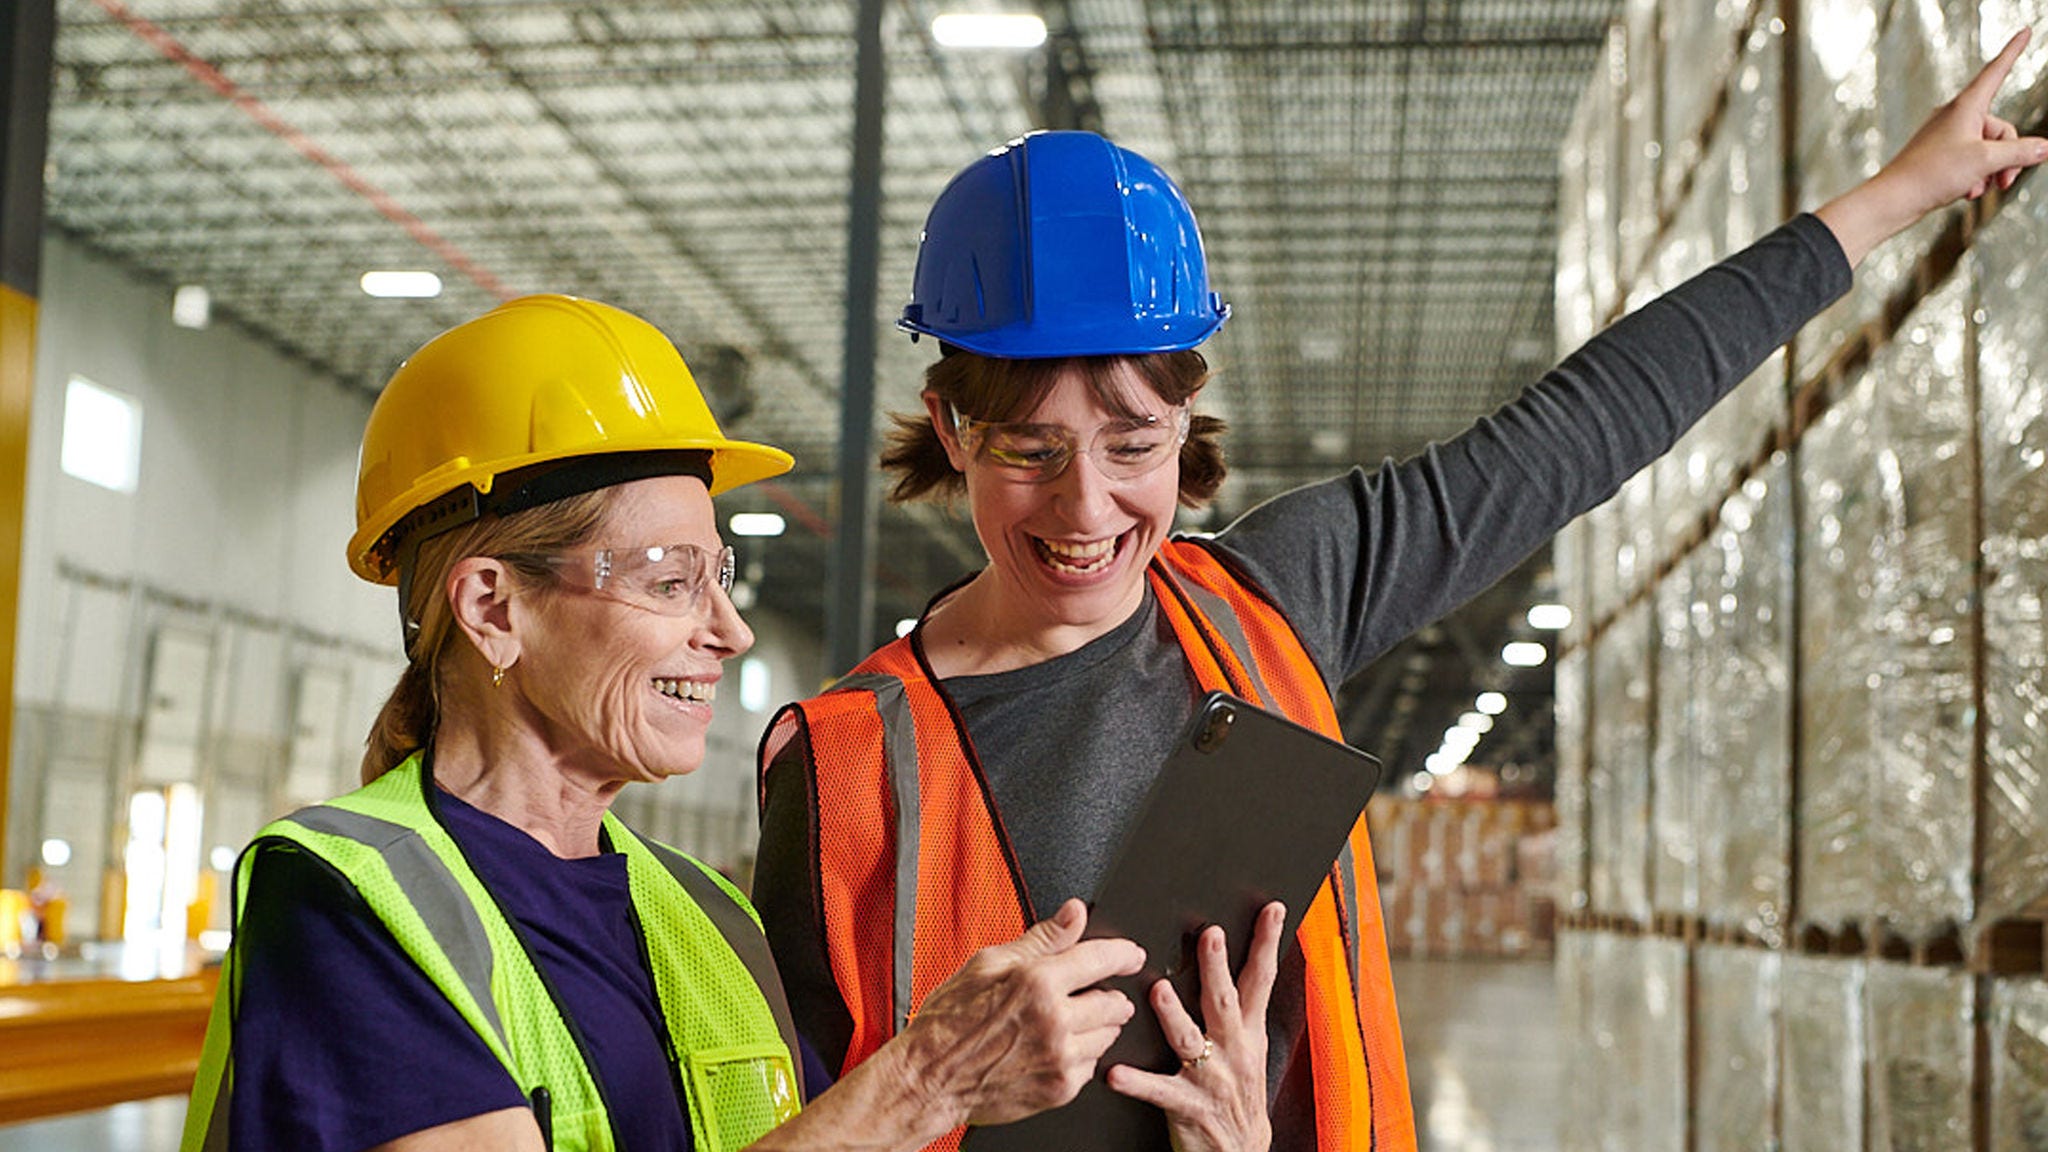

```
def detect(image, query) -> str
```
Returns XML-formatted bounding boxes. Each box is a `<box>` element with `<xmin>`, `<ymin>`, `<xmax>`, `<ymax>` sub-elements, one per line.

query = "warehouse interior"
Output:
<box><xmin>2</xmin><ymin>0</ymin><xmax>2046</xmax><ymax>1149</ymax></box>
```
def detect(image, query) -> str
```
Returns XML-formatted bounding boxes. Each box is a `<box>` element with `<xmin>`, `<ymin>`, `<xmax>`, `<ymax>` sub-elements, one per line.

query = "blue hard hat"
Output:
<box><xmin>897</xmin><ymin>130</ymin><xmax>1229</xmax><ymax>359</ymax></box>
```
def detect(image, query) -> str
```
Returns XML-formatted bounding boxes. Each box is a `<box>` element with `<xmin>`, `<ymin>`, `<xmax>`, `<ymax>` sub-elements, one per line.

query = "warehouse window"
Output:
<box><xmin>61</xmin><ymin>375</ymin><xmax>142</xmax><ymax>493</ymax></box>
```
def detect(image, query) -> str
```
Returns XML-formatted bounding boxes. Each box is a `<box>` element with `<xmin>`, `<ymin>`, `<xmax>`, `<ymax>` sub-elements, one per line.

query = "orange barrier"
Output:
<box><xmin>0</xmin><ymin>970</ymin><xmax>216</xmax><ymax>1123</ymax></box>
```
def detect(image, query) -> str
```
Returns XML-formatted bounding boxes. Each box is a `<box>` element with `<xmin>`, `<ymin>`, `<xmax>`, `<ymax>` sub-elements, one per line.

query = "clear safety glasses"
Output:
<box><xmin>521</xmin><ymin>542</ymin><xmax>738</xmax><ymax>615</ymax></box>
<box><xmin>951</xmin><ymin>403</ymin><xmax>1191</xmax><ymax>484</ymax></box>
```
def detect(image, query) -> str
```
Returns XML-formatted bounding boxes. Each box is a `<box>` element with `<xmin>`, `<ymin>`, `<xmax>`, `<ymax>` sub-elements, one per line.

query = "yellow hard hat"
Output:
<box><xmin>348</xmin><ymin>294</ymin><xmax>794</xmax><ymax>585</ymax></box>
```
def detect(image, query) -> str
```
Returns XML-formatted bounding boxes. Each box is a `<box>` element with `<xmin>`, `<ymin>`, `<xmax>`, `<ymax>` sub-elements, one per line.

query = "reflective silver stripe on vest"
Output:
<box><xmin>835</xmin><ymin>671</ymin><xmax>920</xmax><ymax>1036</ymax></box>
<box><xmin>284</xmin><ymin>806</ymin><xmax>509</xmax><ymax>1047</ymax></box>
<box><xmin>638</xmin><ymin>837</ymin><xmax>806</xmax><ymax>1098</ymax></box>
<box><xmin>1336</xmin><ymin>841</ymin><xmax>1362</xmax><ymax>996</ymax></box>
<box><xmin>1175</xmin><ymin>574</ymin><xmax>1274</xmax><ymax>706</ymax></box>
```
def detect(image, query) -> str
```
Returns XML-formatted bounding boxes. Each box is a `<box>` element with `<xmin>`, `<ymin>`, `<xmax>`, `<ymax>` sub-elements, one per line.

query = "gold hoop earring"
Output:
<box><xmin>492</xmin><ymin>665</ymin><xmax>506</xmax><ymax>689</ymax></box>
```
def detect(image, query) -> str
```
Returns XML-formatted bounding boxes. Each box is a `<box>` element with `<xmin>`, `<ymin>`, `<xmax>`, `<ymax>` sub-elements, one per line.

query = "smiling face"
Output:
<box><xmin>939</xmin><ymin>362</ymin><xmax>1186</xmax><ymax>646</ymax></box>
<box><xmin>511</xmin><ymin>474</ymin><xmax>753</xmax><ymax>784</ymax></box>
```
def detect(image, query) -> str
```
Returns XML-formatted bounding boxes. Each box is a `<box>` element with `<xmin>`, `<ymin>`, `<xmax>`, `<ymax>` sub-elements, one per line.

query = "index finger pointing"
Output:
<box><xmin>1962</xmin><ymin>28</ymin><xmax>2032</xmax><ymax>112</ymax></box>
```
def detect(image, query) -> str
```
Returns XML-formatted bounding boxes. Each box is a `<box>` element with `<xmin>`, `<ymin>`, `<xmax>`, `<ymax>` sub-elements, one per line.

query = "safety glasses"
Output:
<box><xmin>951</xmin><ymin>403</ymin><xmax>1190</xmax><ymax>484</ymax></box>
<box><xmin>516</xmin><ymin>542</ymin><xmax>737</xmax><ymax>616</ymax></box>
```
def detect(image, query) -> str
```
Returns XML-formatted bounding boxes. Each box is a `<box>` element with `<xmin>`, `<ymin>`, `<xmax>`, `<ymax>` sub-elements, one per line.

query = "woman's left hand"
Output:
<box><xmin>1105</xmin><ymin>901</ymin><xmax>1286</xmax><ymax>1152</ymax></box>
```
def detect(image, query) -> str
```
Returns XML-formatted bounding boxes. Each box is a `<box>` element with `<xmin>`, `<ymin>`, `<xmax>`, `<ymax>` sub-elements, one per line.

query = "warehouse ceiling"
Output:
<box><xmin>41</xmin><ymin>0</ymin><xmax>1617</xmax><ymax>787</ymax></box>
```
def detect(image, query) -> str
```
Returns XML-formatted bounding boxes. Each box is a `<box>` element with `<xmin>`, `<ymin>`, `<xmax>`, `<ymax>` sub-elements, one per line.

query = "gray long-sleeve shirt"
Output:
<box><xmin>755</xmin><ymin>213</ymin><xmax>1850</xmax><ymax>1144</ymax></box>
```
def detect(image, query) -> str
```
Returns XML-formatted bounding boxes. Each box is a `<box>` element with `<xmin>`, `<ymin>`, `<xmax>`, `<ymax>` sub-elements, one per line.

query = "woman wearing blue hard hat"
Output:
<box><xmin>756</xmin><ymin>33</ymin><xmax>2046</xmax><ymax>1152</ymax></box>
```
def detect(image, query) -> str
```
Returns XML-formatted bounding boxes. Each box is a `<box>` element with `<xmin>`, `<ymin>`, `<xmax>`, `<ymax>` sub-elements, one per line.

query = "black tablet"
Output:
<box><xmin>963</xmin><ymin>691</ymin><xmax>1383</xmax><ymax>1152</ymax></box>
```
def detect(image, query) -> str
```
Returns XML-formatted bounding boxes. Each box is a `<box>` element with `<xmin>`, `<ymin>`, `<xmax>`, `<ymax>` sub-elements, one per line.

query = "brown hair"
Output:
<box><xmin>879</xmin><ymin>350</ymin><xmax>1226</xmax><ymax>507</ymax></box>
<box><xmin>360</xmin><ymin>489</ymin><xmax>612</xmax><ymax>783</ymax></box>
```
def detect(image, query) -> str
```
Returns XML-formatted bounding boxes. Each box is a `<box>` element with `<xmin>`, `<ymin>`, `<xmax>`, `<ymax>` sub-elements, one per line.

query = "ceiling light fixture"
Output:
<box><xmin>360</xmin><ymin>270</ymin><xmax>443</xmax><ymax>298</ymax></box>
<box><xmin>931</xmin><ymin>12</ymin><xmax>1048</xmax><ymax>49</ymax></box>
<box><xmin>729</xmin><ymin>512</ymin><xmax>787</xmax><ymax>537</ymax></box>
<box><xmin>1527</xmin><ymin>602</ymin><xmax>1573</xmax><ymax>630</ymax></box>
<box><xmin>1475</xmin><ymin>691</ymin><xmax>1508</xmax><ymax>715</ymax></box>
<box><xmin>172</xmin><ymin>285</ymin><xmax>210</xmax><ymax>329</ymax></box>
<box><xmin>1502</xmin><ymin>641</ymin><xmax>1548</xmax><ymax>667</ymax></box>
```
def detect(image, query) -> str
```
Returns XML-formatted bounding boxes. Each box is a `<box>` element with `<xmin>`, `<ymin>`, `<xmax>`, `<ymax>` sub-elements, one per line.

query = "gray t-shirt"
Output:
<box><xmin>755</xmin><ymin>214</ymin><xmax>1850</xmax><ymax>1142</ymax></box>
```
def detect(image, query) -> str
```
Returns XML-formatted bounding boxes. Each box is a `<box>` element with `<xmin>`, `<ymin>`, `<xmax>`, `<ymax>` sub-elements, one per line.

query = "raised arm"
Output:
<box><xmin>1817</xmin><ymin>29</ymin><xmax>2048</xmax><ymax>267</ymax></box>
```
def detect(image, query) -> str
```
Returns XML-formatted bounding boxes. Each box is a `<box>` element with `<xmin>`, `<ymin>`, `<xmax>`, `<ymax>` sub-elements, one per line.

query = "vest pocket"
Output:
<box><xmin>685</xmin><ymin>1041</ymin><xmax>801</xmax><ymax>1150</ymax></box>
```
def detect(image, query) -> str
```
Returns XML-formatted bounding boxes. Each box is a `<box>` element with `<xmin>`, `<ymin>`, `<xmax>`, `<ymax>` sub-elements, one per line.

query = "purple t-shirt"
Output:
<box><xmin>229</xmin><ymin>784</ymin><xmax>827</xmax><ymax>1150</ymax></box>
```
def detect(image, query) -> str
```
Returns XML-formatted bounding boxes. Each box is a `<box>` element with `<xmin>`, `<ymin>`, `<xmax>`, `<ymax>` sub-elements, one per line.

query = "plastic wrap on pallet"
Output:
<box><xmin>1871</xmin><ymin>273</ymin><xmax>1975</xmax><ymax>941</ymax></box>
<box><xmin>1719</xmin><ymin>13</ymin><xmax>1785</xmax><ymax>253</ymax></box>
<box><xmin>1781</xmin><ymin>956</ymin><xmax>1867</xmax><ymax>1152</ymax></box>
<box><xmin>1659</xmin><ymin>0</ymin><xmax>1746</xmax><ymax>205</ymax></box>
<box><xmin>1855</xmin><ymin>0</ymin><xmax>1977</xmax><ymax>329</ymax></box>
<box><xmin>1792</xmin><ymin>0</ymin><xmax>1884</xmax><ymax>383</ymax></box>
<box><xmin>1557</xmin><ymin>931</ymin><xmax>1598</xmax><ymax>1152</ymax></box>
<box><xmin>1618</xmin><ymin>0</ymin><xmax>1662</xmax><ymax>283</ymax></box>
<box><xmin>1695</xmin><ymin>945</ymin><xmax>1780</xmax><ymax>1152</ymax></box>
<box><xmin>1973</xmin><ymin>185</ymin><xmax>2048</xmax><ymax>931</ymax></box>
<box><xmin>1982</xmin><ymin>4</ymin><xmax>2048</xmax><ymax>127</ymax></box>
<box><xmin>1559</xmin><ymin>67</ymin><xmax>1603</xmax><ymax>353</ymax></box>
<box><xmin>1578</xmin><ymin>933</ymin><xmax>1688</xmax><ymax>1152</ymax></box>
<box><xmin>1696</xmin><ymin>457</ymin><xmax>1792</xmax><ymax>944</ymax></box>
<box><xmin>1651</xmin><ymin>549</ymin><xmax>1701</xmax><ymax>916</ymax></box>
<box><xmin>1867</xmin><ymin>962</ymin><xmax>1972</xmax><ymax>1152</ymax></box>
<box><xmin>1555</xmin><ymin>647</ymin><xmax>1591</xmax><ymax>911</ymax></box>
<box><xmin>1619</xmin><ymin>464</ymin><xmax>1656</xmax><ymax>599</ymax></box>
<box><xmin>1991</xmin><ymin>976</ymin><xmax>2048</xmax><ymax>1152</ymax></box>
<box><xmin>1590</xmin><ymin>24</ymin><xmax>1626</xmax><ymax>322</ymax></box>
<box><xmin>1795</xmin><ymin>369</ymin><xmax>1880</xmax><ymax>932</ymax></box>
<box><xmin>1557</xmin><ymin>515</ymin><xmax>1589</xmax><ymax>651</ymax></box>
<box><xmin>1590</xmin><ymin>602</ymin><xmax>1653</xmax><ymax>919</ymax></box>
<box><xmin>1587</xmin><ymin>491</ymin><xmax>1623</xmax><ymax>624</ymax></box>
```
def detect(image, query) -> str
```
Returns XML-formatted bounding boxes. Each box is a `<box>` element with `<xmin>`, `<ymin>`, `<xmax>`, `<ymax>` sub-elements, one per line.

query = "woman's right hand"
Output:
<box><xmin>896</xmin><ymin>898</ymin><xmax>1146</xmax><ymax>1128</ymax></box>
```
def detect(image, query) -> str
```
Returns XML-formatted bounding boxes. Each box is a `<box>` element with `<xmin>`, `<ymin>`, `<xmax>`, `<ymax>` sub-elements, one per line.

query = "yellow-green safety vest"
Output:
<box><xmin>181</xmin><ymin>754</ymin><xmax>802</xmax><ymax>1151</ymax></box>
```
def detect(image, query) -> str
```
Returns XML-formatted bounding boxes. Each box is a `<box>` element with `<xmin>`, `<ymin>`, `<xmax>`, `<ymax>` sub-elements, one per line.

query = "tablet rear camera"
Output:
<box><xmin>1194</xmin><ymin>701</ymin><xmax>1236</xmax><ymax>751</ymax></box>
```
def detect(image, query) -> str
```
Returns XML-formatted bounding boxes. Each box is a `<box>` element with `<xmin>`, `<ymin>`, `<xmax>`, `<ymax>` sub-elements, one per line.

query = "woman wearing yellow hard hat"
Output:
<box><xmin>182</xmin><ymin>294</ymin><xmax>1152</xmax><ymax>1151</ymax></box>
<box><xmin>754</xmin><ymin>32</ymin><xmax>2048</xmax><ymax>1152</ymax></box>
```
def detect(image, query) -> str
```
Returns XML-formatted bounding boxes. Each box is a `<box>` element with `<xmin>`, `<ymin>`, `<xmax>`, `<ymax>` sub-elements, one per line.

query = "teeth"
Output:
<box><xmin>654</xmin><ymin>678</ymin><xmax>715</xmax><ymax>703</ymax></box>
<box><xmin>1037</xmin><ymin>537</ymin><xmax>1116</xmax><ymax>574</ymax></box>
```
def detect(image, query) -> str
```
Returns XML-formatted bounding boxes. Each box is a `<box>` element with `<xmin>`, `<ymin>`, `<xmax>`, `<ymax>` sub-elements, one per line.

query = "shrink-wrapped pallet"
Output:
<box><xmin>1590</xmin><ymin>601</ymin><xmax>1653</xmax><ymax>919</ymax></box>
<box><xmin>1870</xmin><ymin>273</ymin><xmax>1975</xmax><ymax>940</ymax></box>
<box><xmin>1973</xmin><ymin>185</ymin><xmax>2048</xmax><ymax>930</ymax></box>
<box><xmin>1555</xmin><ymin>646</ymin><xmax>1591</xmax><ymax>910</ymax></box>
<box><xmin>1556</xmin><ymin>647</ymin><xmax>1589</xmax><ymax>906</ymax></box>
<box><xmin>1867</xmin><ymin>963</ymin><xmax>1972</xmax><ymax>1152</ymax></box>
<box><xmin>1781</xmin><ymin>956</ymin><xmax>1866</xmax><ymax>1152</ymax></box>
<box><xmin>1718</xmin><ymin>12</ymin><xmax>1786</xmax><ymax>253</ymax></box>
<box><xmin>1588</xmin><ymin>491</ymin><xmax>1624</xmax><ymax>624</ymax></box>
<box><xmin>1659</xmin><ymin>0</ymin><xmax>1748</xmax><ymax>203</ymax></box>
<box><xmin>1696</xmin><ymin>459</ymin><xmax>1792</xmax><ymax>943</ymax></box>
<box><xmin>1557</xmin><ymin>930</ymin><xmax>1598</xmax><ymax>1152</ymax></box>
<box><xmin>1792</xmin><ymin>0</ymin><xmax>1884</xmax><ymax>381</ymax></box>
<box><xmin>1695</xmin><ymin>945</ymin><xmax>1779</xmax><ymax>1152</ymax></box>
<box><xmin>1859</xmin><ymin>0</ymin><xmax>1976</xmax><ymax>327</ymax></box>
<box><xmin>1651</xmin><ymin>552</ymin><xmax>1700</xmax><ymax>915</ymax></box>
<box><xmin>1559</xmin><ymin>66</ymin><xmax>1606</xmax><ymax>353</ymax></box>
<box><xmin>1556</xmin><ymin>514</ymin><xmax>1589</xmax><ymax>652</ymax></box>
<box><xmin>1618</xmin><ymin>0</ymin><xmax>1662</xmax><ymax>283</ymax></box>
<box><xmin>1589</xmin><ymin>24</ymin><xmax>1625</xmax><ymax>322</ymax></box>
<box><xmin>1795</xmin><ymin>369</ymin><xmax>1879</xmax><ymax>932</ymax></box>
<box><xmin>1991</xmin><ymin>976</ymin><xmax>2048</xmax><ymax>1152</ymax></box>
<box><xmin>1580</xmin><ymin>933</ymin><xmax>1688</xmax><ymax>1152</ymax></box>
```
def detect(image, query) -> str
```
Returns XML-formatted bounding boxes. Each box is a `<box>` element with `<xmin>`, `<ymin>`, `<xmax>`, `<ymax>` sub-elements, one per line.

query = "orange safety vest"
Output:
<box><xmin>763</xmin><ymin>540</ymin><xmax>1415</xmax><ymax>1152</ymax></box>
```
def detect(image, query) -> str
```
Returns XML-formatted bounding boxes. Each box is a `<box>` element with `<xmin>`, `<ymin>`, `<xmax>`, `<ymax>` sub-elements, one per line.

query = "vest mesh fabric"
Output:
<box><xmin>184</xmin><ymin>756</ymin><xmax>797</xmax><ymax>1152</ymax></box>
<box><xmin>613</xmin><ymin>821</ymin><xmax>800</xmax><ymax>1147</ymax></box>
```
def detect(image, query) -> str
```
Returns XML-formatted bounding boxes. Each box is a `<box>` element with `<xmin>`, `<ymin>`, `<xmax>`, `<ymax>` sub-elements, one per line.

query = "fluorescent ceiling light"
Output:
<box><xmin>1457</xmin><ymin>711</ymin><xmax>1494</xmax><ymax>734</ymax></box>
<box><xmin>1502</xmin><ymin>641</ymin><xmax>1548</xmax><ymax>667</ymax></box>
<box><xmin>1475</xmin><ymin>691</ymin><xmax>1507</xmax><ymax>715</ymax></box>
<box><xmin>360</xmin><ymin>270</ymin><xmax>443</xmax><ymax>298</ymax></box>
<box><xmin>172</xmin><ymin>284</ymin><xmax>210</xmax><ymax>329</ymax></box>
<box><xmin>729</xmin><ymin>512</ymin><xmax>786</xmax><ymax>537</ymax></box>
<box><xmin>932</xmin><ymin>12</ymin><xmax>1048</xmax><ymax>49</ymax></box>
<box><xmin>1527</xmin><ymin>602</ymin><xmax>1573</xmax><ymax>630</ymax></box>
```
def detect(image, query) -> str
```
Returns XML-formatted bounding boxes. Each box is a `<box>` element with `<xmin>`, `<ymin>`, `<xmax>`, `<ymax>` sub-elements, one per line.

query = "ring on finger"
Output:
<box><xmin>1182</xmin><ymin>1034</ymin><xmax>1214</xmax><ymax>1070</ymax></box>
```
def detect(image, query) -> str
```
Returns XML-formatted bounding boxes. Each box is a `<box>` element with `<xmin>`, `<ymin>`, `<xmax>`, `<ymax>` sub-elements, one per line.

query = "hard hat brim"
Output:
<box><xmin>346</xmin><ymin>436</ymin><xmax>795</xmax><ymax>586</ymax></box>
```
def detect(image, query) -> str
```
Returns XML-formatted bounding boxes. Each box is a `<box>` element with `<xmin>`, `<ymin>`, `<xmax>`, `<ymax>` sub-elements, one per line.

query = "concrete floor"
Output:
<box><xmin>0</xmin><ymin>956</ymin><xmax>1562</xmax><ymax>1151</ymax></box>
